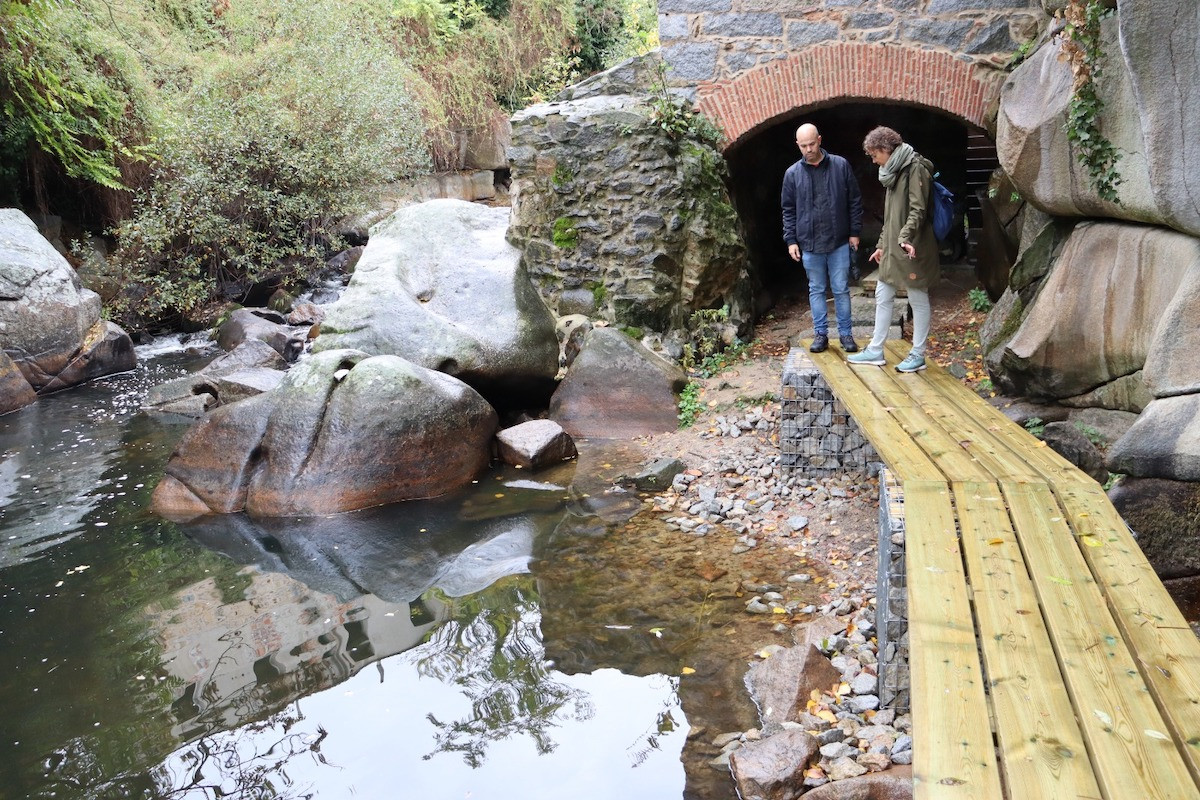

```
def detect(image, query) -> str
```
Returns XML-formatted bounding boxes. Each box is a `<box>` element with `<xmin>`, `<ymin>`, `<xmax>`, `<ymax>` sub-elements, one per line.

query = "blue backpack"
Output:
<box><xmin>930</xmin><ymin>177</ymin><xmax>955</xmax><ymax>242</ymax></box>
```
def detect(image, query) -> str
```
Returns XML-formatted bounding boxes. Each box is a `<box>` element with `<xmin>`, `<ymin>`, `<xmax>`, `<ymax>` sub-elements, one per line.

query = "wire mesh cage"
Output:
<box><xmin>780</xmin><ymin>348</ymin><xmax>877</xmax><ymax>474</ymax></box>
<box><xmin>876</xmin><ymin>468</ymin><xmax>910</xmax><ymax>713</ymax></box>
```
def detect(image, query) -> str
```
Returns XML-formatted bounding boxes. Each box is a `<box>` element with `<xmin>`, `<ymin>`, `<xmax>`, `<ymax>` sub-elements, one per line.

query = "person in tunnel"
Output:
<box><xmin>849</xmin><ymin>126</ymin><xmax>940</xmax><ymax>373</ymax></box>
<box><xmin>781</xmin><ymin>123</ymin><xmax>863</xmax><ymax>354</ymax></box>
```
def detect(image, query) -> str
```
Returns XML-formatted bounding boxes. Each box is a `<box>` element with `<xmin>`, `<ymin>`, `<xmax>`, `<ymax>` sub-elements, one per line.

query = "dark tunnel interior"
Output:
<box><xmin>724</xmin><ymin>103</ymin><xmax>998</xmax><ymax>310</ymax></box>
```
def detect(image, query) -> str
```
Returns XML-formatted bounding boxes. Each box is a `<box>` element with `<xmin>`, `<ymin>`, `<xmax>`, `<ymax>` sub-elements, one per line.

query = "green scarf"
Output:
<box><xmin>878</xmin><ymin>142</ymin><xmax>914</xmax><ymax>188</ymax></box>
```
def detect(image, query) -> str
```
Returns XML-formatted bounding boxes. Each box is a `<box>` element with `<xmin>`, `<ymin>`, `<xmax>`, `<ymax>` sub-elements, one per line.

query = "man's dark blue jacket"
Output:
<box><xmin>781</xmin><ymin>150</ymin><xmax>863</xmax><ymax>254</ymax></box>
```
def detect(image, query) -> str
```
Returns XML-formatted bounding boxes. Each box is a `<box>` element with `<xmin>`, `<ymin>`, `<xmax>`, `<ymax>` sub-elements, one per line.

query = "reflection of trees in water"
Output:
<box><xmin>33</xmin><ymin>707</ymin><xmax>326</xmax><ymax>800</ymax></box>
<box><xmin>416</xmin><ymin>576</ymin><xmax>595</xmax><ymax>768</ymax></box>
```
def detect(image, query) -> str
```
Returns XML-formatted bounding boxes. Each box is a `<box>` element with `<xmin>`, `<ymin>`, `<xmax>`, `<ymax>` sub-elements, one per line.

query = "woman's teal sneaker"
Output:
<box><xmin>847</xmin><ymin>348</ymin><xmax>886</xmax><ymax>366</ymax></box>
<box><xmin>895</xmin><ymin>353</ymin><xmax>927</xmax><ymax>373</ymax></box>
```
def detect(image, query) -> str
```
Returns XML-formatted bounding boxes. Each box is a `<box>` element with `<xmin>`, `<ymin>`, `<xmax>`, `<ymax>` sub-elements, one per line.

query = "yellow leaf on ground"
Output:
<box><xmin>681</xmin><ymin>667</ymin><xmax>696</xmax><ymax>675</ymax></box>
<box><xmin>987</xmin><ymin>538</ymin><xmax>1004</xmax><ymax>546</ymax></box>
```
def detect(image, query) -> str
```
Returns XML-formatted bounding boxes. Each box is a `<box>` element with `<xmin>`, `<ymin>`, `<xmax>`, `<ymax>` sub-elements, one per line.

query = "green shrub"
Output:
<box><xmin>0</xmin><ymin>0</ymin><xmax>156</xmax><ymax>193</ymax></box>
<box><xmin>106</xmin><ymin>8</ymin><xmax>430</xmax><ymax>328</ymax></box>
<box><xmin>1024</xmin><ymin>416</ymin><xmax>1045</xmax><ymax>438</ymax></box>
<box><xmin>967</xmin><ymin>287</ymin><xmax>993</xmax><ymax>312</ymax></box>
<box><xmin>677</xmin><ymin>381</ymin><xmax>702</xmax><ymax>428</ymax></box>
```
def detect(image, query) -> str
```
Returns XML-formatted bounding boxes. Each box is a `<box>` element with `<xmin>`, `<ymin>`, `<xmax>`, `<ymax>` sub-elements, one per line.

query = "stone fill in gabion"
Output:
<box><xmin>780</xmin><ymin>348</ymin><xmax>876</xmax><ymax>474</ymax></box>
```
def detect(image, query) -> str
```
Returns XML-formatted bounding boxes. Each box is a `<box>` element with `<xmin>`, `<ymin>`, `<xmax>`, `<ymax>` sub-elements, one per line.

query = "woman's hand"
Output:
<box><xmin>900</xmin><ymin>242</ymin><xmax>916</xmax><ymax>259</ymax></box>
<box><xmin>868</xmin><ymin>248</ymin><xmax>882</xmax><ymax>263</ymax></box>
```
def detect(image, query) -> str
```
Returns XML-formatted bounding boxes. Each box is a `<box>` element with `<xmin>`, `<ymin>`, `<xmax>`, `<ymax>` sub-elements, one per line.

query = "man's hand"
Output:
<box><xmin>868</xmin><ymin>248</ymin><xmax>882</xmax><ymax>263</ymax></box>
<box><xmin>849</xmin><ymin>236</ymin><xmax>860</xmax><ymax>250</ymax></box>
<box><xmin>900</xmin><ymin>242</ymin><xmax>916</xmax><ymax>259</ymax></box>
<box><xmin>788</xmin><ymin>244</ymin><xmax>801</xmax><ymax>262</ymax></box>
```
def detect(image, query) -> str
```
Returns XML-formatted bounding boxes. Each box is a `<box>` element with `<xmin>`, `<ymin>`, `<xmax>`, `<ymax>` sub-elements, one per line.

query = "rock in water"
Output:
<box><xmin>729</xmin><ymin>728</ymin><xmax>819</xmax><ymax>800</ymax></box>
<box><xmin>548</xmin><ymin>327</ymin><xmax>686</xmax><ymax>438</ymax></box>
<box><xmin>152</xmin><ymin>349</ymin><xmax>497</xmax><ymax>518</ymax></box>
<box><xmin>495</xmin><ymin>419</ymin><xmax>576</xmax><ymax>469</ymax></box>
<box><xmin>0</xmin><ymin>208</ymin><xmax>135</xmax><ymax>393</ymax></box>
<box><xmin>313</xmin><ymin>199</ymin><xmax>559</xmax><ymax>406</ymax></box>
<box><xmin>0</xmin><ymin>349</ymin><xmax>35</xmax><ymax>415</ymax></box>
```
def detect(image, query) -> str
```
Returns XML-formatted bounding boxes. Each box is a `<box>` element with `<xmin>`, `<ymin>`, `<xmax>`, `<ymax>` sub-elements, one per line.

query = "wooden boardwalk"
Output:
<box><xmin>806</xmin><ymin>340</ymin><xmax>1200</xmax><ymax>800</ymax></box>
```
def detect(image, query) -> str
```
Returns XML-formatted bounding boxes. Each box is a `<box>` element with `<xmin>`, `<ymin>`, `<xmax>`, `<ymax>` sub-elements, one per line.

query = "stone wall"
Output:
<box><xmin>660</xmin><ymin>0</ymin><xmax>1042</xmax><ymax>88</ymax></box>
<box><xmin>507</xmin><ymin>56</ymin><xmax>753</xmax><ymax>344</ymax></box>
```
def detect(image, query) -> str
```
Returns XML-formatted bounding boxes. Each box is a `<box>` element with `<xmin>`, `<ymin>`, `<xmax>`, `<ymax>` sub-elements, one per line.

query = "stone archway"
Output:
<box><xmin>694</xmin><ymin>43</ymin><xmax>1005</xmax><ymax>149</ymax></box>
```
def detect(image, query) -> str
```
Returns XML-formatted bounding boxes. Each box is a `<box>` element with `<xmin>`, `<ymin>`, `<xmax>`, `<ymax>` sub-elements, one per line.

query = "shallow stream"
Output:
<box><xmin>0</xmin><ymin>342</ymin><xmax>759</xmax><ymax>800</ymax></box>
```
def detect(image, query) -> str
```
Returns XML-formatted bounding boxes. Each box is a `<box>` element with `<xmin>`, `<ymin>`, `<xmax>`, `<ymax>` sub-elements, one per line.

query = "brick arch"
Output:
<box><xmin>695</xmin><ymin>43</ymin><xmax>1003</xmax><ymax>148</ymax></box>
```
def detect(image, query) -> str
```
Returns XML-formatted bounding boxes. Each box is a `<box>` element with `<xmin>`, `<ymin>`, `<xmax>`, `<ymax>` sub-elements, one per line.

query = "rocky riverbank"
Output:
<box><xmin>560</xmin><ymin>291</ymin><xmax>919</xmax><ymax>799</ymax></box>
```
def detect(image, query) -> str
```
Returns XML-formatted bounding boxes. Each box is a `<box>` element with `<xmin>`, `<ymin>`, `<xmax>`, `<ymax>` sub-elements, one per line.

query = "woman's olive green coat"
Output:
<box><xmin>877</xmin><ymin>153</ymin><xmax>940</xmax><ymax>291</ymax></box>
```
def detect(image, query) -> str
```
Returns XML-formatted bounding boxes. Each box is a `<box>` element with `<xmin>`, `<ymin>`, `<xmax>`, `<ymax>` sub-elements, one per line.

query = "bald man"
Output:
<box><xmin>781</xmin><ymin>123</ymin><xmax>863</xmax><ymax>353</ymax></box>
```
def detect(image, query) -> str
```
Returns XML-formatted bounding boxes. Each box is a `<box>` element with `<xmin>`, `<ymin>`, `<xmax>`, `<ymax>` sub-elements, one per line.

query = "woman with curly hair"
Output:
<box><xmin>848</xmin><ymin>126</ymin><xmax>940</xmax><ymax>373</ymax></box>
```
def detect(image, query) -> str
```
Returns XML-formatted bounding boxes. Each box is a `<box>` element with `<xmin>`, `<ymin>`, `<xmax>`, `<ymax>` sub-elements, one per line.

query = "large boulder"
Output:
<box><xmin>548</xmin><ymin>327</ymin><xmax>686</xmax><ymax>439</ymax></box>
<box><xmin>152</xmin><ymin>349</ymin><xmax>498</xmax><ymax>518</ymax></box>
<box><xmin>0</xmin><ymin>209</ymin><xmax>135</xmax><ymax>392</ymax></box>
<box><xmin>1118</xmin><ymin>2</ymin><xmax>1200</xmax><ymax>238</ymax></box>
<box><xmin>997</xmin><ymin>25</ymin><xmax>1157</xmax><ymax>224</ymax></box>
<box><xmin>1107</xmin><ymin>394</ymin><xmax>1200</xmax><ymax>481</ymax></box>
<box><xmin>986</xmin><ymin>222</ymin><xmax>1200</xmax><ymax>399</ymax></box>
<box><xmin>999</xmin><ymin>5</ymin><xmax>1200</xmax><ymax>237</ymax></box>
<box><xmin>507</xmin><ymin>54</ymin><xmax>753</xmax><ymax>343</ymax></box>
<box><xmin>313</xmin><ymin>199</ymin><xmax>559</xmax><ymax>406</ymax></box>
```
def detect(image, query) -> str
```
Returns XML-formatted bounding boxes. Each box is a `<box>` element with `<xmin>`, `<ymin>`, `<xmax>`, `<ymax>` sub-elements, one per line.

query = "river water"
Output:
<box><xmin>0</xmin><ymin>342</ymin><xmax>754</xmax><ymax>800</ymax></box>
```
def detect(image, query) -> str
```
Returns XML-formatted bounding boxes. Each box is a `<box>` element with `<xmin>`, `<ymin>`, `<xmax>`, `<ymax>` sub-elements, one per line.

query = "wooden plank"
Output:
<box><xmin>913</xmin><ymin>357</ymin><xmax>1089</xmax><ymax>488</ymax></box>
<box><xmin>807</xmin><ymin>349</ymin><xmax>944</xmax><ymax>482</ymax></box>
<box><xmin>903</xmin><ymin>481</ymin><xmax>1004</xmax><ymax>800</ymax></box>
<box><xmin>878</xmin><ymin>343</ymin><xmax>1043</xmax><ymax>484</ymax></box>
<box><xmin>1055</xmin><ymin>481</ymin><xmax>1200</xmax><ymax>786</ymax></box>
<box><xmin>952</xmin><ymin>481</ymin><xmax>1102</xmax><ymax>798</ymax></box>
<box><xmin>1002</xmin><ymin>481</ymin><xmax>1200</xmax><ymax>799</ymax></box>
<box><xmin>848</xmin><ymin>352</ymin><xmax>995</xmax><ymax>483</ymax></box>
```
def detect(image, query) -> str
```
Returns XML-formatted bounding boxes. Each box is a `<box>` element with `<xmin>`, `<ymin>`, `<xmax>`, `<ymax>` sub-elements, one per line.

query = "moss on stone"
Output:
<box><xmin>552</xmin><ymin>217</ymin><xmax>578</xmax><ymax>249</ymax></box>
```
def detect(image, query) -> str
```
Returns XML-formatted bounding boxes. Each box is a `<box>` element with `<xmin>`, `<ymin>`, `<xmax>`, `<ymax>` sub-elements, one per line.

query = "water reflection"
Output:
<box><xmin>147</xmin><ymin>578</ymin><xmax>686</xmax><ymax>799</ymax></box>
<box><xmin>0</xmin><ymin>345</ymin><xmax>693</xmax><ymax>799</ymax></box>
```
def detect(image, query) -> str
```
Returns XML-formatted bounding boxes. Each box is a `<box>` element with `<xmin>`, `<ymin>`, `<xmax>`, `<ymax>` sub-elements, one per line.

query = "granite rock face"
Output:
<box><xmin>984</xmin><ymin>222</ymin><xmax>1200</xmax><ymax>401</ymax></box>
<box><xmin>0</xmin><ymin>208</ymin><xmax>135</xmax><ymax>397</ymax></box>
<box><xmin>314</xmin><ymin>199</ymin><xmax>559</xmax><ymax>406</ymax></box>
<box><xmin>507</xmin><ymin>55</ymin><xmax>752</xmax><ymax>345</ymax></box>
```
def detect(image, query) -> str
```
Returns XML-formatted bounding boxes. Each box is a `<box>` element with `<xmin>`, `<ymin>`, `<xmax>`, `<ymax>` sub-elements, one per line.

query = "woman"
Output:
<box><xmin>848</xmin><ymin>126</ymin><xmax>940</xmax><ymax>373</ymax></box>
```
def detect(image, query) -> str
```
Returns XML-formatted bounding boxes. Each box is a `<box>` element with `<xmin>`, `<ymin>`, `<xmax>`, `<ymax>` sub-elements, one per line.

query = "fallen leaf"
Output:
<box><xmin>1049</xmin><ymin>576</ymin><xmax>1073</xmax><ymax>586</ymax></box>
<box><xmin>1145</xmin><ymin>729</ymin><xmax>1170</xmax><ymax>741</ymax></box>
<box><xmin>681</xmin><ymin>667</ymin><xmax>696</xmax><ymax>675</ymax></box>
<box><xmin>1094</xmin><ymin>709</ymin><xmax>1113</xmax><ymax>727</ymax></box>
<box><xmin>1082</xmin><ymin>536</ymin><xmax>1103</xmax><ymax>548</ymax></box>
<box><xmin>987</xmin><ymin>538</ymin><xmax>1005</xmax><ymax>546</ymax></box>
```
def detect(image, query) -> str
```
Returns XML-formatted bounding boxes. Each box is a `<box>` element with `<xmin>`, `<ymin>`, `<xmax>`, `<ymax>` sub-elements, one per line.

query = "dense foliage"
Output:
<box><xmin>0</xmin><ymin>0</ymin><xmax>657</xmax><ymax>330</ymax></box>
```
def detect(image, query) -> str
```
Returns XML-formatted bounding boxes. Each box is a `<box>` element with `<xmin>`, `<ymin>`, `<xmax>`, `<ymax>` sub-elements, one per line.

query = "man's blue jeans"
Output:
<box><xmin>801</xmin><ymin>243</ymin><xmax>852</xmax><ymax>337</ymax></box>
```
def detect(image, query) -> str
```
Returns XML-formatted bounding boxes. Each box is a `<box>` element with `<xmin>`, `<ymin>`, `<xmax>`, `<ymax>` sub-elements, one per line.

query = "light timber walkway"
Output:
<box><xmin>804</xmin><ymin>339</ymin><xmax>1200</xmax><ymax>800</ymax></box>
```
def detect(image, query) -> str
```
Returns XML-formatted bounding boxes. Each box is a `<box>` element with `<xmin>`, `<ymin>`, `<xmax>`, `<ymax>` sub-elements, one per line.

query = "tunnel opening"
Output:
<box><xmin>724</xmin><ymin>103</ymin><xmax>1000</xmax><ymax>311</ymax></box>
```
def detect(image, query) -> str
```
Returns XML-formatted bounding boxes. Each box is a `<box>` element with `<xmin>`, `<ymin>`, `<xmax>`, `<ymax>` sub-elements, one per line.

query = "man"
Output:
<box><xmin>781</xmin><ymin>123</ymin><xmax>863</xmax><ymax>353</ymax></box>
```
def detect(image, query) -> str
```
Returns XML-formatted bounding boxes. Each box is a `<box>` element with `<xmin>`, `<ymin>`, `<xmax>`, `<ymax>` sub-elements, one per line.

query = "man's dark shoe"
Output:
<box><xmin>840</xmin><ymin>335</ymin><xmax>859</xmax><ymax>353</ymax></box>
<box><xmin>809</xmin><ymin>334</ymin><xmax>829</xmax><ymax>353</ymax></box>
